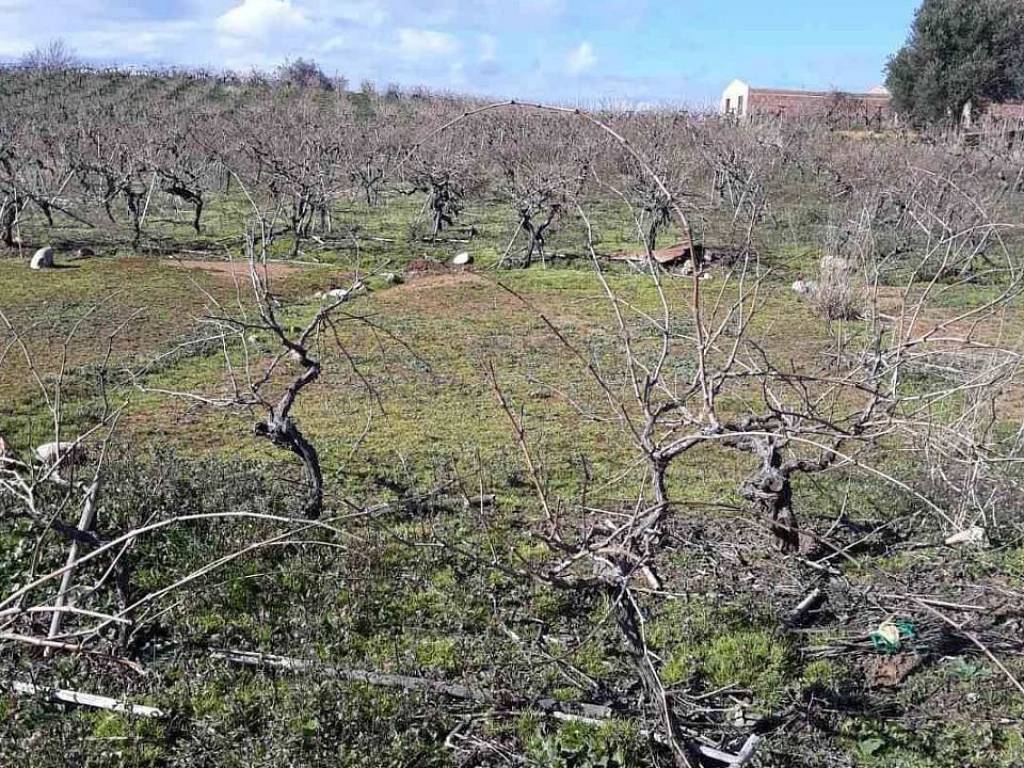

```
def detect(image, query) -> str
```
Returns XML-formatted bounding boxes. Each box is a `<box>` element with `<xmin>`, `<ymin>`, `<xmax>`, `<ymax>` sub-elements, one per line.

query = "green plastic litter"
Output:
<box><xmin>869</xmin><ymin>619</ymin><xmax>916</xmax><ymax>654</ymax></box>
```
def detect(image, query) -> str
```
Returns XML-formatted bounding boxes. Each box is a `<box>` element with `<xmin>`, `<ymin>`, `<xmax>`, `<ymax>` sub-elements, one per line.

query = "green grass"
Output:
<box><xmin>4</xmin><ymin>199</ymin><xmax>1024</xmax><ymax>766</ymax></box>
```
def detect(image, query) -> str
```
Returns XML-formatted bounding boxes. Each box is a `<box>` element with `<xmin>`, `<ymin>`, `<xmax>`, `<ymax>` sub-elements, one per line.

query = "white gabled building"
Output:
<box><xmin>719</xmin><ymin>79</ymin><xmax>893</xmax><ymax>123</ymax></box>
<box><xmin>721</xmin><ymin>79</ymin><xmax>752</xmax><ymax>118</ymax></box>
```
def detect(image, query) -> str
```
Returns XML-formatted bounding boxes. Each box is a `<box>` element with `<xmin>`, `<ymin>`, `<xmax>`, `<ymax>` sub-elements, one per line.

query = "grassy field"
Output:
<box><xmin>2</xmin><ymin>184</ymin><xmax>1024</xmax><ymax>768</ymax></box>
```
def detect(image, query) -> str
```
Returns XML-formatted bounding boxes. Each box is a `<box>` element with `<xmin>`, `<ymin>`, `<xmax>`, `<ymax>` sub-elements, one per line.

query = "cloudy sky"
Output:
<box><xmin>0</xmin><ymin>0</ymin><xmax>921</xmax><ymax>104</ymax></box>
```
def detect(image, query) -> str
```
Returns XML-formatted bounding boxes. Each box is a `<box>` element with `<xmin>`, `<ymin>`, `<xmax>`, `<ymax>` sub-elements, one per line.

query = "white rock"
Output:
<box><xmin>319</xmin><ymin>280</ymin><xmax>367</xmax><ymax>302</ymax></box>
<box><xmin>451</xmin><ymin>252</ymin><xmax>473</xmax><ymax>266</ymax></box>
<box><xmin>34</xmin><ymin>441</ymin><xmax>86</xmax><ymax>467</ymax></box>
<box><xmin>246</xmin><ymin>335</ymin><xmax>270</xmax><ymax>352</ymax></box>
<box><xmin>30</xmin><ymin>246</ymin><xmax>54</xmax><ymax>270</ymax></box>
<box><xmin>791</xmin><ymin>279</ymin><xmax>818</xmax><ymax>296</ymax></box>
<box><xmin>944</xmin><ymin>526</ymin><xmax>987</xmax><ymax>546</ymax></box>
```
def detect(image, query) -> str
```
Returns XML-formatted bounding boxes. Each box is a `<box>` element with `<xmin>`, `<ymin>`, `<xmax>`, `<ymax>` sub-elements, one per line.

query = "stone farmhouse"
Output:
<box><xmin>720</xmin><ymin>79</ymin><xmax>893</xmax><ymax>123</ymax></box>
<box><xmin>721</xmin><ymin>78</ymin><xmax>1024</xmax><ymax>127</ymax></box>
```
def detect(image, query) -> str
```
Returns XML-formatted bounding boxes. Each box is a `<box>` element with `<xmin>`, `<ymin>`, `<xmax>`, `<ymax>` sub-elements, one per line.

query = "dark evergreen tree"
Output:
<box><xmin>886</xmin><ymin>0</ymin><xmax>1024</xmax><ymax>123</ymax></box>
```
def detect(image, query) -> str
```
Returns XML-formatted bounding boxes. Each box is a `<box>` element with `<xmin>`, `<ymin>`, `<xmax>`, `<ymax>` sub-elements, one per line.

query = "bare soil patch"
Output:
<box><xmin>166</xmin><ymin>258</ymin><xmax>310</xmax><ymax>282</ymax></box>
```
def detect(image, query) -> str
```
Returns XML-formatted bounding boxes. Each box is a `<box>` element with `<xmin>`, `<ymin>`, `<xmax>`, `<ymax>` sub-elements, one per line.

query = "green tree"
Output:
<box><xmin>886</xmin><ymin>0</ymin><xmax>1024</xmax><ymax>124</ymax></box>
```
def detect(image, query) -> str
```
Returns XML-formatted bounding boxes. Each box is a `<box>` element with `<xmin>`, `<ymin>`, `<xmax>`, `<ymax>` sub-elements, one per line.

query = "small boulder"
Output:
<box><xmin>30</xmin><ymin>246</ymin><xmax>54</xmax><ymax>270</ymax></box>
<box><xmin>944</xmin><ymin>526</ymin><xmax>987</xmax><ymax>547</ymax></box>
<box><xmin>791</xmin><ymin>279</ymin><xmax>818</xmax><ymax>296</ymax></box>
<box><xmin>320</xmin><ymin>280</ymin><xmax>365</xmax><ymax>302</ymax></box>
<box><xmin>34</xmin><ymin>441</ymin><xmax>86</xmax><ymax>467</ymax></box>
<box><xmin>462</xmin><ymin>494</ymin><xmax>496</xmax><ymax>510</ymax></box>
<box><xmin>451</xmin><ymin>252</ymin><xmax>473</xmax><ymax>266</ymax></box>
<box><xmin>382</xmin><ymin>272</ymin><xmax>403</xmax><ymax>286</ymax></box>
<box><xmin>73</xmin><ymin>247</ymin><xmax>96</xmax><ymax>260</ymax></box>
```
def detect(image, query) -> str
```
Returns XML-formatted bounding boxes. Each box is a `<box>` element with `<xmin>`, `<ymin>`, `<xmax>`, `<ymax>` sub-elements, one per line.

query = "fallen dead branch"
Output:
<box><xmin>211</xmin><ymin>648</ymin><xmax>614</xmax><ymax>720</ymax></box>
<box><xmin>8</xmin><ymin>681</ymin><xmax>162</xmax><ymax>718</ymax></box>
<box><xmin>212</xmin><ymin>648</ymin><xmax>763</xmax><ymax>766</ymax></box>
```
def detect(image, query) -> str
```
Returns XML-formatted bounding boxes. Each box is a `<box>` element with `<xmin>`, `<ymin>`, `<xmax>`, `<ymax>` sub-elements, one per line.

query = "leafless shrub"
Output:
<box><xmin>812</xmin><ymin>227</ymin><xmax>865</xmax><ymax>320</ymax></box>
<box><xmin>19</xmin><ymin>39</ymin><xmax>79</xmax><ymax>71</ymax></box>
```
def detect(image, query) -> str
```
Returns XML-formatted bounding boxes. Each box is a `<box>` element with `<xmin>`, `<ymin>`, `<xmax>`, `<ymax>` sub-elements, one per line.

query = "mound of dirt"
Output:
<box><xmin>407</xmin><ymin>258</ymin><xmax>450</xmax><ymax>274</ymax></box>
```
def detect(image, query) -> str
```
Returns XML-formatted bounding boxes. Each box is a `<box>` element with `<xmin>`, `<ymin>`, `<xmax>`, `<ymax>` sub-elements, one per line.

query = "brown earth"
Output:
<box><xmin>166</xmin><ymin>258</ymin><xmax>311</xmax><ymax>282</ymax></box>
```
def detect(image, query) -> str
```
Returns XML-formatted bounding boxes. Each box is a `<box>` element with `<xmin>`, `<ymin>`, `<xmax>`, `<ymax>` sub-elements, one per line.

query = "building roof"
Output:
<box><xmin>726</xmin><ymin>79</ymin><xmax>891</xmax><ymax>101</ymax></box>
<box><xmin>748</xmin><ymin>86</ymin><xmax>891</xmax><ymax>101</ymax></box>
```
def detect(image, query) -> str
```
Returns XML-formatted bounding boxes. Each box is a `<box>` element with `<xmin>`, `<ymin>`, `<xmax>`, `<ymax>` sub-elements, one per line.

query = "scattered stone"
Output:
<box><xmin>945</xmin><ymin>526</ymin><xmax>987</xmax><ymax>547</ymax></box>
<box><xmin>320</xmin><ymin>280</ymin><xmax>365</xmax><ymax>302</ymax></box>
<box><xmin>451</xmin><ymin>252</ymin><xmax>473</xmax><ymax>266</ymax></box>
<box><xmin>34</xmin><ymin>441</ymin><xmax>86</xmax><ymax>468</ymax></box>
<box><xmin>29</xmin><ymin>246</ymin><xmax>54</xmax><ymax>270</ymax></box>
<box><xmin>791</xmin><ymin>278</ymin><xmax>819</xmax><ymax>296</ymax></box>
<box><xmin>462</xmin><ymin>494</ymin><xmax>496</xmax><ymax>510</ymax></box>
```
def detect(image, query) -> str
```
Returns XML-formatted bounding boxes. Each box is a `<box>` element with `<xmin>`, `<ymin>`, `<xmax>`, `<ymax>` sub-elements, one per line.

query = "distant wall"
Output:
<box><xmin>747</xmin><ymin>90</ymin><xmax>893</xmax><ymax>124</ymax></box>
<box><xmin>719</xmin><ymin>81</ymin><xmax>895</xmax><ymax>126</ymax></box>
<box><xmin>986</xmin><ymin>102</ymin><xmax>1024</xmax><ymax>122</ymax></box>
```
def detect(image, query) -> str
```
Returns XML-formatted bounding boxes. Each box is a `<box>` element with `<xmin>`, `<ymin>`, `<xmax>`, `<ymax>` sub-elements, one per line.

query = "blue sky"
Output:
<box><xmin>0</xmin><ymin>0</ymin><xmax>921</xmax><ymax>104</ymax></box>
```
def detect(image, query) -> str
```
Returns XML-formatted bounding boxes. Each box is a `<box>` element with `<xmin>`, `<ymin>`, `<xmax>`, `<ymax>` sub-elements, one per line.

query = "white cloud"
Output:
<box><xmin>76</xmin><ymin>21</ymin><xmax>198</xmax><ymax>60</ymax></box>
<box><xmin>317</xmin><ymin>1</ymin><xmax>386</xmax><ymax>27</ymax></box>
<box><xmin>566</xmin><ymin>41</ymin><xmax>596</xmax><ymax>76</ymax></box>
<box><xmin>320</xmin><ymin>34</ymin><xmax>349</xmax><ymax>53</ymax></box>
<box><xmin>216</xmin><ymin>0</ymin><xmax>308</xmax><ymax>39</ymax></box>
<box><xmin>477</xmin><ymin>33</ymin><xmax>497</xmax><ymax>62</ymax></box>
<box><xmin>395</xmin><ymin>27</ymin><xmax>459</xmax><ymax>60</ymax></box>
<box><xmin>513</xmin><ymin>0</ymin><xmax>565</xmax><ymax>18</ymax></box>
